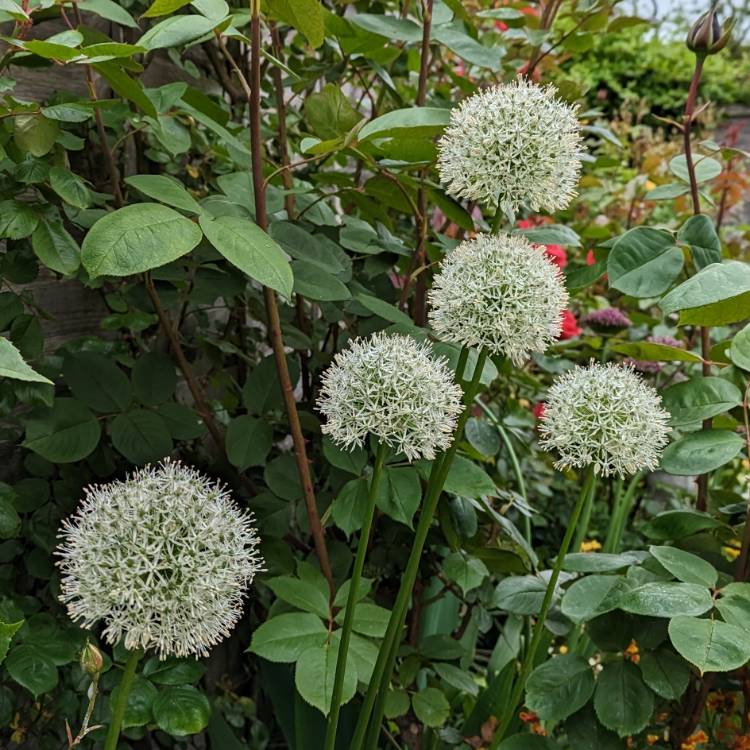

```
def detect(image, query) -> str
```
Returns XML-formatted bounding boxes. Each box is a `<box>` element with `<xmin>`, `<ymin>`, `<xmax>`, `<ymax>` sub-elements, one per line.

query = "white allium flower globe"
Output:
<box><xmin>437</xmin><ymin>78</ymin><xmax>583</xmax><ymax>214</ymax></box>
<box><xmin>538</xmin><ymin>362</ymin><xmax>671</xmax><ymax>477</ymax></box>
<box><xmin>57</xmin><ymin>460</ymin><xmax>263</xmax><ymax>658</ymax></box>
<box><xmin>317</xmin><ymin>332</ymin><xmax>463</xmax><ymax>461</ymax></box>
<box><xmin>428</xmin><ymin>233</ymin><xmax>568</xmax><ymax>366</ymax></box>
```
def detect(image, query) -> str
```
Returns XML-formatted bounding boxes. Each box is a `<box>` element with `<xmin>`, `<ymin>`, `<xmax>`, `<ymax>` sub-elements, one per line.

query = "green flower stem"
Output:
<box><xmin>352</xmin><ymin>346</ymin><xmax>487</xmax><ymax>750</ymax></box>
<box><xmin>603</xmin><ymin>471</ymin><xmax>642</xmax><ymax>553</ymax></box>
<box><xmin>324</xmin><ymin>441</ymin><xmax>389</xmax><ymax>750</ymax></box>
<box><xmin>474</xmin><ymin>398</ymin><xmax>531</xmax><ymax>544</ymax></box>
<box><xmin>103</xmin><ymin>649</ymin><xmax>140</xmax><ymax>750</ymax></box>
<box><xmin>571</xmin><ymin>469</ymin><xmax>598</xmax><ymax>554</ymax></box>
<box><xmin>489</xmin><ymin>464</ymin><xmax>597</xmax><ymax>749</ymax></box>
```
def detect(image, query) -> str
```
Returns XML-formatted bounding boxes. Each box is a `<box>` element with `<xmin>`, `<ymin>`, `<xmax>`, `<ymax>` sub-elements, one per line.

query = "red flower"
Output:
<box><xmin>532</xmin><ymin>402</ymin><xmax>546</xmax><ymax>420</ymax></box>
<box><xmin>586</xmin><ymin>249</ymin><xmax>596</xmax><ymax>266</ymax></box>
<box><xmin>544</xmin><ymin>244</ymin><xmax>567</xmax><ymax>269</ymax></box>
<box><xmin>516</xmin><ymin>218</ymin><xmax>536</xmax><ymax>229</ymax></box>
<box><xmin>558</xmin><ymin>310</ymin><xmax>581</xmax><ymax>340</ymax></box>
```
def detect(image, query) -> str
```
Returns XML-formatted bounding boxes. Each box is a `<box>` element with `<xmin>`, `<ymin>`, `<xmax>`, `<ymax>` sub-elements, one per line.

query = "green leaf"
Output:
<box><xmin>515</xmin><ymin>224</ymin><xmax>582</xmax><ymax>247</ymax></box>
<box><xmin>5</xmin><ymin>645</ymin><xmax>58</xmax><ymax>697</ymax></box>
<box><xmin>111</xmin><ymin>676</ymin><xmax>158</xmax><ymax>728</ymax></box>
<box><xmin>610</xmin><ymin>341</ymin><xmax>702</xmax><ymax>364</ymax></box>
<box><xmin>669</xmin><ymin>616</ymin><xmax>750</xmax><ymax>674</ymax></box>
<box><xmin>22</xmin><ymin>398</ymin><xmax>101</xmax><ymax>463</ymax></box>
<box><xmin>41</xmin><ymin>103</ymin><xmax>93</xmax><ymax>123</ymax></box>
<box><xmin>333</xmin><ymin>602</ymin><xmax>389</xmax><ymax>639</ymax></box>
<box><xmin>669</xmin><ymin>154</ymin><xmax>722</xmax><ymax>184</ymax></box>
<box><xmin>330</xmin><ymin>478</ymin><xmax>368</xmax><ymax>536</ymax></box>
<box><xmin>199</xmin><ymin>214</ymin><xmax>293</xmax><ymax>298</ymax></box>
<box><xmin>729</xmin><ymin>322</ymin><xmax>750</xmax><ymax>371</ymax></box>
<box><xmin>526</xmin><ymin>654</ymin><xmax>595</xmax><ymax>722</ymax></box>
<box><xmin>138</xmin><ymin>15</ymin><xmax>217</xmax><ymax>51</ymax></box>
<box><xmin>715</xmin><ymin>582</ymin><xmax>750</xmax><ymax>628</ymax></box>
<box><xmin>433</xmin><ymin>662</ymin><xmax>479</xmax><ymax>696</ymax></box>
<box><xmin>565</xmin><ymin>705</ymin><xmax>625</xmax><ymax>750</ymax></box>
<box><xmin>266</xmin><ymin>0</ymin><xmax>324</xmax><ymax>47</ymax></box>
<box><xmin>0</xmin><ymin>494</ymin><xmax>20</xmax><ymax>539</ymax></box>
<box><xmin>62</xmin><ymin>352</ymin><xmax>132</xmax><ymax>412</ymax></box>
<box><xmin>291</xmin><ymin>259</ymin><xmax>350</xmax><ymax>302</ymax></box>
<box><xmin>639</xmin><ymin>649</ymin><xmax>689</xmax><ymax>700</ymax></box>
<box><xmin>0</xmin><ymin>200</ymin><xmax>38</xmax><ymax>240</ymax></box>
<box><xmin>412</xmin><ymin>687</ymin><xmax>450</xmax><ymax>727</ymax></box>
<box><xmin>111</xmin><ymin>410</ymin><xmax>173</xmax><ymax>464</ymax></box>
<box><xmin>661</xmin><ymin>429</ymin><xmax>744</xmax><ymax>476</ymax></box>
<box><xmin>660</xmin><ymin>261</ymin><xmax>750</xmax><ymax>326</ymax></box>
<box><xmin>266</xmin><ymin>576</ymin><xmax>329</xmax><ymax>619</ymax></box>
<box><xmin>49</xmin><ymin>166</ymin><xmax>91</xmax><ymax>209</ymax></box>
<box><xmin>13</xmin><ymin>114</ymin><xmax>59</xmax><ymax>157</ymax></box>
<box><xmin>433</xmin><ymin>23</ymin><xmax>504</xmax><ymax>70</ymax></box>
<box><xmin>617</xmin><ymin>582</ymin><xmax>713</xmax><ymax>617</ymax></box>
<box><xmin>157</xmin><ymin>403</ymin><xmax>205</xmax><ymax>440</ymax></box>
<box><xmin>561</xmin><ymin>575</ymin><xmax>629</xmax><ymax>622</ymax></box>
<box><xmin>607</xmin><ymin>227</ymin><xmax>683</xmax><ymax>298</ymax></box>
<box><xmin>322</xmin><ymin>437</ymin><xmax>366</xmax><ymax>475</ymax></box>
<box><xmin>641</xmin><ymin>509</ymin><xmax>723</xmax><ymax>541</ymax></box>
<box><xmin>493</xmin><ymin>575</ymin><xmax>549</xmax><ymax>615</ymax></box>
<box><xmin>662</xmin><ymin>377</ymin><xmax>742</xmax><ymax>426</ymax></box>
<box><xmin>132</xmin><ymin>352</ymin><xmax>177</xmax><ymax>406</ymax></box>
<box><xmin>562</xmin><ymin>552</ymin><xmax>645</xmax><ymax>573</ymax></box>
<box><xmin>378</xmin><ymin>467</ymin><xmax>421</xmax><ymax>527</ymax></box>
<box><xmin>31</xmin><ymin>219</ymin><xmax>80</xmax><ymax>276</ymax></box>
<box><xmin>349</xmin><ymin>13</ymin><xmax>423</xmax><ymax>42</ymax></box>
<box><xmin>78</xmin><ymin>0</ymin><xmax>138</xmax><ymax>26</ymax></box>
<box><xmin>649</xmin><ymin>545</ymin><xmax>717</xmax><ymax>588</ymax></box>
<box><xmin>153</xmin><ymin>685</ymin><xmax>210</xmax><ymax>736</ymax></box>
<box><xmin>295</xmin><ymin>638</ymin><xmax>356</xmax><ymax>715</ymax></box>
<box><xmin>93</xmin><ymin>62</ymin><xmax>158</xmax><ymax>117</ymax></box>
<box><xmin>143</xmin><ymin>657</ymin><xmax>206</xmax><ymax>685</ymax></box>
<box><xmin>354</xmin><ymin>293</ymin><xmax>414</xmax><ymax>326</ymax></box>
<box><xmin>248</xmin><ymin>612</ymin><xmax>327</xmax><ymax>662</ymax></box>
<box><xmin>0</xmin><ymin>620</ymin><xmax>23</xmax><ymax>665</ymax></box>
<box><xmin>143</xmin><ymin>0</ymin><xmax>192</xmax><ymax>17</ymax></box>
<box><xmin>226</xmin><ymin>416</ymin><xmax>272</xmax><ymax>471</ymax></box>
<box><xmin>82</xmin><ymin>204</ymin><xmax>202</xmax><ymax>278</ymax></box>
<box><xmin>358</xmin><ymin>107</ymin><xmax>451</xmax><ymax>142</ymax></box>
<box><xmin>443</xmin><ymin>455</ymin><xmax>496</xmax><ymax>497</ymax></box>
<box><xmin>442</xmin><ymin>552</ymin><xmax>489</xmax><ymax>595</ymax></box>
<box><xmin>594</xmin><ymin>661</ymin><xmax>653</xmax><ymax>737</ymax></box>
<box><xmin>125</xmin><ymin>175</ymin><xmax>202</xmax><ymax>214</ymax></box>
<box><xmin>0</xmin><ymin>338</ymin><xmax>51</xmax><ymax>384</ymax></box>
<box><xmin>677</xmin><ymin>215</ymin><xmax>722</xmax><ymax>269</ymax></box>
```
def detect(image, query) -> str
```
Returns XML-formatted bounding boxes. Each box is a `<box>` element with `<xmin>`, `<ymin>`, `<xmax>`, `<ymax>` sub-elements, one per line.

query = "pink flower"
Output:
<box><xmin>544</xmin><ymin>244</ymin><xmax>567</xmax><ymax>269</ymax></box>
<box><xmin>558</xmin><ymin>310</ymin><xmax>582</xmax><ymax>340</ymax></box>
<box><xmin>533</xmin><ymin>402</ymin><xmax>546</xmax><ymax>420</ymax></box>
<box><xmin>582</xmin><ymin>308</ymin><xmax>632</xmax><ymax>330</ymax></box>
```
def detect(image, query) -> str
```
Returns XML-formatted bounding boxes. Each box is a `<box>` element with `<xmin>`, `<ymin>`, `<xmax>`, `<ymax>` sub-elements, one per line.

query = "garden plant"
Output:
<box><xmin>0</xmin><ymin>0</ymin><xmax>749</xmax><ymax>748</ymax></box>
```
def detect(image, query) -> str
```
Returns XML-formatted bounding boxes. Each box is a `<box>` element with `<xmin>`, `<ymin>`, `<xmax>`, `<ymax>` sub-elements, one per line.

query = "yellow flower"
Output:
<box><xmin>723</xmin><ymin>542</ymin><xmax>741</xmax><ymax>561</ymax></box>
<box><xmin>624</xmin><ymin>640</ymin><xmax>640</xmax><ymax>664</ymax></box>
<box><xmin>580</xmin><ymin>539</ymin><xmax>602</xmax><ymax>553</ymax></box>
<box><xmin>559</xmin><ymin>644</ymin><xmax>569</xmax><ymax>654</ymax></box>
<box><xmin>647</xmin><ymin>735</ymin><xmax>661</xmax><ymax>746</ymax></box>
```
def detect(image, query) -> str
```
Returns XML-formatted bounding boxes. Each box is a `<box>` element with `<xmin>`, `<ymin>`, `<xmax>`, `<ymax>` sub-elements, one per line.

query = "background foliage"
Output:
<box><xmin>0</xmin><ymin>0</ymin><xmax>749</xmax><ymax>748</ymax></box>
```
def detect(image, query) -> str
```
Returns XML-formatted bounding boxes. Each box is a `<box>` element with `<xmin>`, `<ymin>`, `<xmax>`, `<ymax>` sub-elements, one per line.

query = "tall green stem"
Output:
<box><xmin>103</xmin><ymin>649</ymin><xmax>140</xmax><ymax>750</ymax></box>
<box><xmin>353</xmin><ymin>347</ymin><xmax>487</xmax><ymax>749</ymax></box>
<box><xmin>571</xmin><ymin>470</ymin><xmax>598</xmax><ymax>554</ymax></box>
<box><xmin>603</xmin><ymin>472</ymin><xmax>642</xmax><ymax>553</ymax></box>
<box><xmin>324</xmin><ymin>442</ymin><xmax>389</xmax><ymax>750</ymax></box>
<box><xmin>489</xmin><ymin>465</ymin><xmax>597</xmax><ymax>748</ymax></box>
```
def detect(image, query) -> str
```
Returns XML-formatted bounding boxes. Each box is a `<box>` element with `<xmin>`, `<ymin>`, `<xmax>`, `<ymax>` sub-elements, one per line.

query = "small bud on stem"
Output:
<box><xmin>687</xmin><ymin>2</ymin><xmax>733</xmax><ymax>58</ymax></box>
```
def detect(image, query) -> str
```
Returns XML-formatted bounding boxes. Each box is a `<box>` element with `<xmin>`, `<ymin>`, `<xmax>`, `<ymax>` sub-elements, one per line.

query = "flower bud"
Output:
<box><xmin>687</xmin><ymin>4</ymin><xmax>733</xmax><ymax>57</ymax></box>
<box><xmin>80</xmin><ymin>643</ymin><xmax>104</xmax><ymax>676</ymax></box>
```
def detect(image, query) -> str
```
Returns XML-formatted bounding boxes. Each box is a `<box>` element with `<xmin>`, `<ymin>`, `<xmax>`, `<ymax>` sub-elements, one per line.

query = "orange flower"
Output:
<box><xmin>624</xmin><ymin>640</ymin><xmax>640</xmax><ymax>665</ymax></box>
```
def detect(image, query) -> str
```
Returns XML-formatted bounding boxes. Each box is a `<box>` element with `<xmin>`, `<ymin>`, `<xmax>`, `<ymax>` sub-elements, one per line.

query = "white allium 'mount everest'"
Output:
<box><xmin>538</xmin><ymin>362</ymin><xmax>671</xmax><ymax>477</ymax></box>
<box><xmin>437</xmin><ymin>78</ymin><xmax>583</xmax><ymax>214</ymax></box>
<box><xmin>428</xmin><ymin>233</ymin><xmax>568</xmax><ymax>366</ymax></box>
<box><xmin>317</xmin><ymin>332</ymin><xmax>463</xmax><ymax>461</ymax></box>
<box><xmin>57</xmin><ymin>460</ymin><xmax>263</xmax><ymax>659</ymax></box>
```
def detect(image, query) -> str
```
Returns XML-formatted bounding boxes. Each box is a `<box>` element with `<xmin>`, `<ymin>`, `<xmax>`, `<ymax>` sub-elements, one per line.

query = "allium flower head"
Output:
<box><xmin>317</xmin><ymin>332</ymin><xmax>462</xmax><ymax>461</ymax></box>
<box><xmin>582</xmin><ymin>307</ymin><xmax>632</xmax><ymax>329</ymax></box>
<box><xmin>437</xmin><ymin>79</ymin><xmax>583</xmax><ymax>214</ymax></box>
<box><xmin>57</xmin><ymin>460</ymin><xmax>263</xmax><ymax>658</ymax></box>
<box><xmin>428</xmin><ymin>233</ymin><xmax>568</xmax><ymax>365</ymax></box>
<box><xmin>539</xmin><ymin>362</ymin><xmax>670</xmax><ymax>477</ymax></box>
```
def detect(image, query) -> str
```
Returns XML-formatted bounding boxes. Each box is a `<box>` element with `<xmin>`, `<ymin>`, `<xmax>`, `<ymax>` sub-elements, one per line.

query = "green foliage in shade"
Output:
<box><xmin>525</xmin><ymin>654</ymin><xmax>595</xmax><ymax>721</ymax></box>
<box><xmin>153</xmin><ymin>686</ymin><xmax>211</xmax><ymax>735</ymax></box>
<box><xmin>82</xmin><ymin>204</ymin><xmax>203</xmax><ymax>277</ymax></box>
<box><xmin>594</xmin><ymin>661</ymin><xmax>654</xmax><ymax>736</ymax></box>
